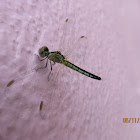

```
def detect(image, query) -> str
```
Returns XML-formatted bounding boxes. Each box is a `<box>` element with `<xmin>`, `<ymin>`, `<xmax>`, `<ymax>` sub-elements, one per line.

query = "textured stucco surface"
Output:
<box><xmin>0</xmin><ymin>0</ymin><xmax>140</xmax><ymax>140</ymax></box>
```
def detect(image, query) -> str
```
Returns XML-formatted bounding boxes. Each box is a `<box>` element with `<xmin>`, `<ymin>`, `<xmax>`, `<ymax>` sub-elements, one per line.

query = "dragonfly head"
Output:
<box><xmin>38</xmin><ymin>46</ymin><xmax>49</xmax><ymax>58</ymax></box>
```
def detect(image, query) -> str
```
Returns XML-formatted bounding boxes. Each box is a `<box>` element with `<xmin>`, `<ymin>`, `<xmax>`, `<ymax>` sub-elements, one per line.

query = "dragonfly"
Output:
<box><xmin>6</xmin><ymin>18</ymin><xmax>101</xmax><ymax>117</ymax></box>
<box><xmin>38</xmin><ymin>42</ymin><xmax>101</xmax><ymax>81</ymax></box>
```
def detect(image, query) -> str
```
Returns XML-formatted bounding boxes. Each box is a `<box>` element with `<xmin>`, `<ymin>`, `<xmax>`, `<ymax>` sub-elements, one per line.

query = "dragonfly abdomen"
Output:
<box><xmin>63</xmin><ymin>60</ymin><xmax>101</xmax><ymax>80</ymax></box>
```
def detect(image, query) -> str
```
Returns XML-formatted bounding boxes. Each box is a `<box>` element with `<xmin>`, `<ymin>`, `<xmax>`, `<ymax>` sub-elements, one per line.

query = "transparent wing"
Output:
<box><xmin>39</xmin><ymin>63</ymin><xmax>71</xmax><ymax>118</ymax></box>
<box><xmin>5</xmin><ymin>55</ymin><xmax>48</xmax><ymax>100</ymax></box>
<box><xmin>59</xmin><ymin>18</ymin><xmax>75</xmax><ymax>56</ymax></box>
<box><xmin>66</xmin><ymin>36</ymin><xmax>88</xmax><ymax>65</ymax></box>
<box><xmin>59</xmin><ymin>18</ymin><xmax>88</xmax><ymax>65</ymax></box>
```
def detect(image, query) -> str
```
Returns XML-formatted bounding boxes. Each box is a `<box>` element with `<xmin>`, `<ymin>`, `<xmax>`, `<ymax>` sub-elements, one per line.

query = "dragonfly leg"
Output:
<box><xmin>37</xmin><ymin>55</ymin><xmax>47</xmax><ymax>61</ymax></box>
<box><xmin>35</xmin><ymin>54</ymin><xmax>47</xmax><ymax>61</ymax></box>
<box><xmin>48</xmin><ymin>61</ymin><xmax>56</xmax><ymax>81</ymax></box>
<box><xmin>36</xmin><ymin>58</ymin><xmax>48</xmax><ymax>71</ymax></box>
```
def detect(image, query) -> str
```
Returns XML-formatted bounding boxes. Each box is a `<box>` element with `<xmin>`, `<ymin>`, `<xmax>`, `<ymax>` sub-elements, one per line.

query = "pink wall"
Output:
<box><xmin>0</xmin><ymin>0</ymin><xmax>140</xmax><ymax>140</ymax></box>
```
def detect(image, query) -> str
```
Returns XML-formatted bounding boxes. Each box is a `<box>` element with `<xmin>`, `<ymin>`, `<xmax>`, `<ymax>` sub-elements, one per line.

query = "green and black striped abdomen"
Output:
<box><xmin>63</xmin><ymin>60</ymin><xmax>101</xmax><ymax>80</ymax></box>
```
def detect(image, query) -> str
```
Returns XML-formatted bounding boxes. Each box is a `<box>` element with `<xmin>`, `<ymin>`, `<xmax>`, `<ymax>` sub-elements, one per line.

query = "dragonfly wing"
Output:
<box><xmin>59</xmin><ymin>18</ymin><xmax>75</xmax><ymax>55</ymax></box>
<box><xmin>5</xmin><ymin>55</ymin><xmax>48</xmax><ymax>100</ymax></box>
<box><xmin>67</xmin><ymin>36</ymin><xmax>88</xmax><ymax>66</ymax></box>
<box><xmin>39</xmin><ymin>63</ymin><xmax>71</xmax><ymax>118</ymax></box>
<box><xmin>59</xmin><ymin>19</ymin><xmax>88</xmax><ymax>65</ymax></box>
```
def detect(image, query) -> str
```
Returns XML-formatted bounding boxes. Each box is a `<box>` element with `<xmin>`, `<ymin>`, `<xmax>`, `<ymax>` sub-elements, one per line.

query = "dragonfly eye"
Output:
<box><xmin>43</xmin><ymin>46</ymin><xmax>49</xmax><ymax>52</ymax></box>
<box><xmin>38</xmin><ymin>46</ymin><xmax>49</xmax><ymax>58</ymax></box>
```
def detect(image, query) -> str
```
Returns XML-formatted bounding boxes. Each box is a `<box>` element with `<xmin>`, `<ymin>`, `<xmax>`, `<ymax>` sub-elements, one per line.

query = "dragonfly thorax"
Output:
<box><xmin>38</xmin><ymin>46</ymin><xmax>49</xmax><ymax>58</ymax></box>
<box><xmin>48</xmin><ymin>51</ymin><xmax>66</xmax><ymax>63</ymax></box>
